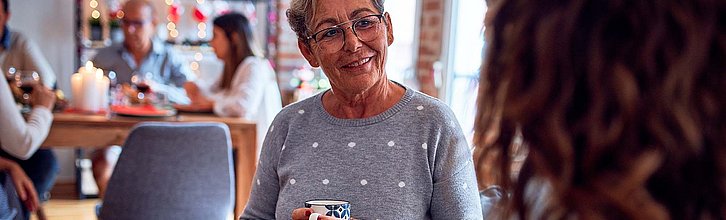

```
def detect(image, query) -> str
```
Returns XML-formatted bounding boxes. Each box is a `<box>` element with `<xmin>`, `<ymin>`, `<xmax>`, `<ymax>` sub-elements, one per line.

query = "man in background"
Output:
<box><xmin>90</xmin><ymin>0</ymin><xmax>191</xmax><ymax>198</ymax></box>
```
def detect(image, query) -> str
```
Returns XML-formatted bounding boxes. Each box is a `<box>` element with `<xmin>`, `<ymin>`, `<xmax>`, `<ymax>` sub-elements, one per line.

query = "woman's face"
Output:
<box><xmin>299</xmin><ymin>0</ymin><xmax>394</xmax><ymax>95</ymax></box>
<box><xmin>210</xmin><ymin>27</ymin><xmax>230</xmax><ymax>60</ymax></box>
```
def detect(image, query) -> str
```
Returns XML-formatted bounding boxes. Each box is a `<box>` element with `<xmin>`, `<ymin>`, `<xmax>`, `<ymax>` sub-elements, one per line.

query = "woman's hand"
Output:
<box><xmin>183</xmin><ymin>82</ymin><xmax>203</xmax><ymax>103</ymax></box>
<box><xmin>30</xmin><ymin>84</ymin><xmax>56</xmax><ymax>110</ymax></box>
<box><xmin>0</xmin><ymin>157</ymin><xmax>39</xmax><ymax>212</ymax></box>
<box><xmin>291</xmin><ymin>208</ymin><xmax>345</xmax><ymax>220</ymax></box>
<box><xmin>182</xmin><ymin>82</ymin><xmax>214</xmax><ymax>111</ymax></box>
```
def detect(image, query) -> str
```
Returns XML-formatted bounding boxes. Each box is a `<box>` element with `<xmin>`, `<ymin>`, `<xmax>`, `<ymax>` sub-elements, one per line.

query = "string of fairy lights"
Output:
<box><xmin>84</xmin><ymin>0</ymin><xmax>240</xmax><ymax>76</ymax></box>
<box><xmin>165</xmin><ymin>0</ymin><xmax>180</xmax><ymax>39</ymax></box>
<box><xmin>90</xmin><ymin>0</ymin><xmax>100</xmax><ymax>19</ymax></box>
<box><xmin>165</xmin><ymin>0</ymin><xmax>209</xmax><ymax>41</ymax></box>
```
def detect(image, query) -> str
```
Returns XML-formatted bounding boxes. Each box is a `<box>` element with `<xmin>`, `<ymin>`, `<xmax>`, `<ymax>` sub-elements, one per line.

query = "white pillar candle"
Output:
<box><xmin>71</xmin><ymin>73</ymin><xmax>83</xmax><ymax>109</ymax></box>
<box><xmin>71</xmin><ymin>61</ymin><xmax>112</xmax><ymax>113</ymax></box>
<box><xmin>80</xmin><ymin>66</ymin><xmax>99</xmax><ymax>112</ymax></box>
<box><xmin>96</xmin><ymin>69</ymin><xmax>110</xmax><ymax>111</ymax></box>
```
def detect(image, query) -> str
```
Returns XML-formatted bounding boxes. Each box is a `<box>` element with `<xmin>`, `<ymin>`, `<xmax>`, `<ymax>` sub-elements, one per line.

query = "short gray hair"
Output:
<box><xmin>287</xmin><ymin>0</ymin><xmax>385</xmax><ymax>44</ymax></box>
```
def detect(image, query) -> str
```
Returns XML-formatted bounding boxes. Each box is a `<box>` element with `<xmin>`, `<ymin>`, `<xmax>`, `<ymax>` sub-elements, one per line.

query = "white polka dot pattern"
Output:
<box><xmin>348</xmin><ymin>142</ymin><xmax>356</xmax><ymax>147</ymax></box>
<box><xmin>360</xmin><ymin>179</ymin><xmax>368</xmax><ymax>185</ymax></box>
<box><xmin>387</xmin><ymin>141</ymin><xmax>395</xmax><ymax>147</ymax></box>
<box><xmin>290</xmin><ymin>179</ymin><xmax>296</xmax><ymax>185</ymax></box>
<box><xmin>398</xmin><ymin>181</ymin><xmax>406</xmax><ymax>188</ymax></box>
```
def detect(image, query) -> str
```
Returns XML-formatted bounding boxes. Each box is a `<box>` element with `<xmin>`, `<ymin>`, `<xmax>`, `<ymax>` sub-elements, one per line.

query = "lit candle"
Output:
<box><xmin>71</xmin><ymin>61</ymin><xmax>111</xmax><ymax>112</ymax></box>
<box><xmin>96</xmin><ymin>69</ymin><xmax>109</xmax><ymax>111</ymax></box>
<box><xmin>71</xmin><ymin>73</ymin><xmax>83</xmax><ymax>109</ymax></box>
<box><xmin>80</xmin><ymin>66</ymin><xmax>99</xmax><ymax>111</ymax></box>
<box><xmin>85</xmin><ymin>61</ymin><xmax>94</xmax><ymax>73</ymax></box>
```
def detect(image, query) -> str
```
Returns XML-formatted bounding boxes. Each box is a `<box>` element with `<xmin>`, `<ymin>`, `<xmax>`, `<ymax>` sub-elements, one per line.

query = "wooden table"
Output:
<box><xmin>41</xmin><ymin>112</ymin><xmax>257</xmax><ymax>219</ymax></box>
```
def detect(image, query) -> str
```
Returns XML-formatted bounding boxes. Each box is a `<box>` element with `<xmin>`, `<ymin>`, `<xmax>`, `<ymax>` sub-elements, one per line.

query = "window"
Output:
<box><xmin>384</xmin><ymin>1</ymin><xmax>419</xmax><ymax>85</ymax></box>
<box><xmin>444</xmin><ymin>0</ymin><xmax>487</xmax><ymax>144</ymax></box>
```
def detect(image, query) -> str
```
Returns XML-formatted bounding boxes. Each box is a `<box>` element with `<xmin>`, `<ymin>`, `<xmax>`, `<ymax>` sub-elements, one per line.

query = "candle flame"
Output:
<box><xmin>96</xmin><ymin>69</ymin><xmax>104</xmax><ymax>79</ymax></box>
<box><xmin>85</xmin><ymin>61</ymin><xmax>94</xmax><ymax>72</ymax></box>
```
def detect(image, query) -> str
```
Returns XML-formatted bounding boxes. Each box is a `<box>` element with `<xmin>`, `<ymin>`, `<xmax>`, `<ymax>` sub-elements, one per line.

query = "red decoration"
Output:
<box><xmin>168</xmin><ymin>4</ymin><xmax>181</xmax><ymax>23</ymax></box>
<box><xmin>108</xmin><ymin>10</ymin><xmax>119</xmax><ymax>19</ymax></box>
<box><xmin>192</xmin><ymin>6</ymin><xmax>208</xmax><ymax>22</ymax></box>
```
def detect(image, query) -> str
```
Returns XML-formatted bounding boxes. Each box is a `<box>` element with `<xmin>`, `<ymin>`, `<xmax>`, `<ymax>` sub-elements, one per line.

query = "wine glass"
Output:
<box><xmin>5</xmin><ymin>67</ymin><xmax>15</xmax><ymax>84</ymax></box>
<box><xmin>14</xmin><ymin>71</ymin><xmax>40</xmax><ymax>112</ymax></box>
<box><xmin>131</xmin><ymin>72</ymin><xmax>153</xmax><ymax>101</ymax></box>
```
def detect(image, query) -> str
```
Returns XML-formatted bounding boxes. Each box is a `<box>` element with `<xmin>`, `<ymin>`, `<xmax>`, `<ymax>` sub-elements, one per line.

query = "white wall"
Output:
<box><xmin>9</xmin><ymin>0</ymin><xmax>77</xmax><ymax>182</ymax></box>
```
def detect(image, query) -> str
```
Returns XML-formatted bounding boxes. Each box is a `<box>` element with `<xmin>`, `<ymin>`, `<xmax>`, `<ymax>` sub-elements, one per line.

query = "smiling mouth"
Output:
<box><xmin>343</xmin><ymin>57</ymin><xmax>373</xmax><ymax>68</ymax></box>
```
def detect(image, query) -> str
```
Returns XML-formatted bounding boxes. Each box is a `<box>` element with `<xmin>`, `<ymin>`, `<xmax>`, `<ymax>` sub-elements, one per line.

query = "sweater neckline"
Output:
<box><xmin>315</xmin><ymin>82</ymin><xmax>414</xmax><ymax>127</ymax></box>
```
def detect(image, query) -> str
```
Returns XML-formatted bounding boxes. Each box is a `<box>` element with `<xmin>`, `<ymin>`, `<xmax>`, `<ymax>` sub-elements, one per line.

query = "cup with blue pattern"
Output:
<box><xmin>305</xmin><ymin>200</ymin><xmax>350</xmax><ymax>220</ymax></box>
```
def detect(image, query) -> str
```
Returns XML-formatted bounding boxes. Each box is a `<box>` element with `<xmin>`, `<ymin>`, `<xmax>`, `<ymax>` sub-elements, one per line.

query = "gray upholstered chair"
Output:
<box><xmin>99</xmin><ymin>122</ymin><xmax>235</xmax><ymax>220</ymax></box>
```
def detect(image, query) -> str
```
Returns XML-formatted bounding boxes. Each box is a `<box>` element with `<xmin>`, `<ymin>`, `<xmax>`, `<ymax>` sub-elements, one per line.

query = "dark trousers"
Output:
<box><xmin>0</xmin><ymin>149</ymin><xmax>59</xmax><ymax>219</ymax></box>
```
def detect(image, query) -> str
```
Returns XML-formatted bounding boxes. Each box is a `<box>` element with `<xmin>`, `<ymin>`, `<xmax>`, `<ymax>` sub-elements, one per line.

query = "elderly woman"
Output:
<box><xmin>241</xmin><ymin>0</ymin><xmax>482</xmax><ymax>219</ymax></box>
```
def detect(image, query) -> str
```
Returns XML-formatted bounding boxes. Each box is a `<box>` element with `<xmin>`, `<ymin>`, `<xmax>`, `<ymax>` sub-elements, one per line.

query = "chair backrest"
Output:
<box><xmin>99</xmin><ymin>122</ymin><xmax>234</xmax><ymax>220</ymax></box>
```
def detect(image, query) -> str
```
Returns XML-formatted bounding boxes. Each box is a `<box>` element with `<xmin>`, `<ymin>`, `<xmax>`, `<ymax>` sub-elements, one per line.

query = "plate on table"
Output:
<box><xmin>111</xmin><ymin>105</ymin><xmax>176</xmax><ymax>117</ymax></box>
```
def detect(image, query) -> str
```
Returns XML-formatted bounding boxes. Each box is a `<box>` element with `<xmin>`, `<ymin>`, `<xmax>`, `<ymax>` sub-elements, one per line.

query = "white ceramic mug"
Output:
<box><xmin>305</xmin><ymin>200</ymin><xmax>350</xmax><ymax>220</ymax></box>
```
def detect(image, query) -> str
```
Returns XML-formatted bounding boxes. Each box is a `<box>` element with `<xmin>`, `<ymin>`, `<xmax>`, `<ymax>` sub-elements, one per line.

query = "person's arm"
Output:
<box><xmin>152</xmin><ymin>50</ymin><xmax>190</xmax><ymax>104</ymax></box>
<box><xmin>17</xmin><ymin>34</ymin><xmax>56</xmax><ymax>88</ymax></box>
<box><xmin>0</xmin><ymin>74</ymin><xmax>54</xmax><ymax>160</ymax></box>
<box><xmin>211</xmin><ymin>59</ymin><xmax>270</xmax><ymax>118</ymax></box>
<box><xmin>429</xmin><ymin>107</ymin><xmax>484</xmax><ymax>219</ymax></box>
<box><xmin>0</xmin><ymin>157</ymin><xmax>39</xmax><ymax>212</ymax></box>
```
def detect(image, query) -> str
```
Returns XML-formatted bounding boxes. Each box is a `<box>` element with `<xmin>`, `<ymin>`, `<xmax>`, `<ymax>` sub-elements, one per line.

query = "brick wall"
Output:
<box><xmin>275</xmin><ymin>0</ymin><xmax>312</xmax><ymax>105</ymax></box>
<box><xmin>416</xmin><ymin>0</ymin><xmax>446</xmax><ymax>98</ymax></box>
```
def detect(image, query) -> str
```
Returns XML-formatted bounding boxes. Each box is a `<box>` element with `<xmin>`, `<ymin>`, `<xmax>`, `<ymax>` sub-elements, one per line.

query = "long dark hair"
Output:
<box><xmin>213</xmin><ymin>13</ymin><xmax>259</xmax><ymax>90</ymax></box>
<box><xmin>474</xmin><ymin>0</ymin><xmax>726</xmax><ymax>219</ymax></box>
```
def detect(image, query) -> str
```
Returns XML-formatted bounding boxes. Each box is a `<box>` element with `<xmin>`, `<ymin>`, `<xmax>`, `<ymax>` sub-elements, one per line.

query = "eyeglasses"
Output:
<box><xmin>306</xmin><ymin>13</ymin><xmax>386</xmax><ymax>53</ymax></box>
<box><xmin>121</xmin><ymin>19</ymin><xmax>150</xmax><ymax>28</ymax></box>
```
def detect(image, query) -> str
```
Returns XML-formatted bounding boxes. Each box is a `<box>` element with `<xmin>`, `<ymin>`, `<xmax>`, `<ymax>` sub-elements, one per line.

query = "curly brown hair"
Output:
<box><xmin>474</xmin><ymin>0</ymin><xmax>726</xmax><ymax>219</ymax></box>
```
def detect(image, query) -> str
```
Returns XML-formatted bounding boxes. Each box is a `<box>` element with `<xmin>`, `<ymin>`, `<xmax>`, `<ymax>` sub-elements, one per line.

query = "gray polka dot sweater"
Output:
<box><xmin>241</xmin><ymin>85</ymin><xmax>483</xmax><ymax>220</ymax></box>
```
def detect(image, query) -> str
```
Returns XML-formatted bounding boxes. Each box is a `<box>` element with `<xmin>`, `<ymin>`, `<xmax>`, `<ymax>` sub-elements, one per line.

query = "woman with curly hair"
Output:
<box><xmin>474</xmin><ymin>0</ymin><xmax>726</xmax><ymax>219</ymax></box>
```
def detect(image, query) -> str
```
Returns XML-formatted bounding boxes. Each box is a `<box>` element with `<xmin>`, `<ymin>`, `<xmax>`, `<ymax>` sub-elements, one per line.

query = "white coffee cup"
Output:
<box><xmin>305</xmin><ymin>200</ymin><xmax>350</xmax><ymax>220</ymax></box>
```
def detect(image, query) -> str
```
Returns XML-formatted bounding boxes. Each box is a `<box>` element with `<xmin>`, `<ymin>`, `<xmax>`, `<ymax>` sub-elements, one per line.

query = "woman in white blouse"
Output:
<box><xmin>179</xmin><ymin>13</ymin><xmax>282</xmax><ymax>150</ymax></box>
<box><xmin>0</xmin><ymin>72</ymin><xmax>54</xmax><ymax>217</ymax></box>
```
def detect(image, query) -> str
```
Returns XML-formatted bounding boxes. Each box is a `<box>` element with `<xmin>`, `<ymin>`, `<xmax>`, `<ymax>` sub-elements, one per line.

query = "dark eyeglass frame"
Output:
<box><xmin>305</xmin><ymin>13</ymin><xmax>387</xmax><ymax>45</ymax></box>
<box><xmin>121</xmin><ymin>19</ymin><xmax>151</xmax><ymax>27</ymax></box>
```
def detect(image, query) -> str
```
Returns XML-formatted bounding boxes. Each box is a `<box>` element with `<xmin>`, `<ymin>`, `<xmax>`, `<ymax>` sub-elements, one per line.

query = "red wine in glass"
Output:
<box><xmin>15</xmin><ymin>71</ymin><xmax>39</xmax><ymax>112</ymax></box>
<box><xmin>136</xmin><ymin>83</ymin><xmax>150</xmax><ymax>94</ymax></box>
<box><xmin>19</xmin><ymin>84</ymin><xmax>34</xmax><ymax>93</ymax></box>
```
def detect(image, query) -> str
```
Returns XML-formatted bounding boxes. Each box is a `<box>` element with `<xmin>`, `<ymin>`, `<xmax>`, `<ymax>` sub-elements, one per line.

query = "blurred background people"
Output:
<box><xmin>91</xmin><ymin>0</ymin><xmax>189</xmax><ymax>104</ymax></box>
<box><xmin>474</xmin><ymin>0</ymin><xmax>725</xmax><ymax>219</ymax></box>
<box><xmin>90</xmin><ymin>0</ymin><xmax>191</xmax><ymax>198</ymax></box>
<box><xmin>1</xmin><ymin>68</ymin><xmax>55</xmax><ymax>219</ymax></box>
<box><xmin>179</xmin><ymin>12</ymin><xmax>281</xmax><ymax>152</ymax></box>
